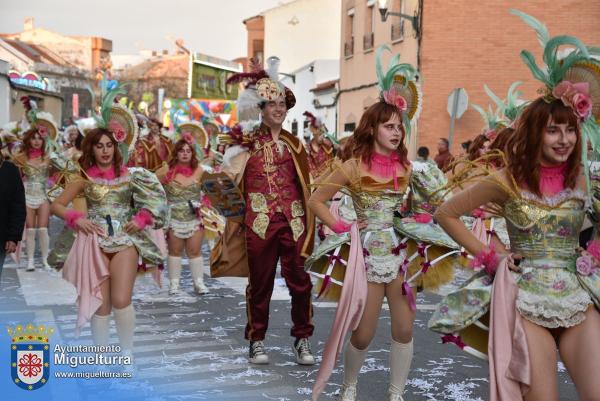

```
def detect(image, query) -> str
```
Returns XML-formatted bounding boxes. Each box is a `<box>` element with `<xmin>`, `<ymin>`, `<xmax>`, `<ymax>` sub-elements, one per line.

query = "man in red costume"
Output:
<box><xmin>221</xmin><ymin>59</ymin><xmax>316</xmax><ymax>365</ymax></box>
<box><xmin>128</xmin><ymin>117</ymin><xmax>173</xmax><ymax>172</ymax></box>
<box><xmin>303</xmin><ymin>111</ymin><xmax>335</xmax><ymax>182</ymax></box>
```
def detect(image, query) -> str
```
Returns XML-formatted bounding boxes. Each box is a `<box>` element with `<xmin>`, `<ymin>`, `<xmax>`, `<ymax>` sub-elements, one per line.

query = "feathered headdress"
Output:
<box><xmin>470</xmin><ymin>101</ymin><xmax>504</xmax><ymax>138</ymax></box>
<box><xmin>375</xmin><ymin>45</ymin><xmax>422</xmax><ymax>139</ymax></box>
<box><xmin>511</xmin><ymin>8</ymin><xmax>600</xmax><ymax>184</ymax></box>
<box><xmin>19</xmin><ymin>96</ymin><xmax>60</xmax><ymax>153</ymax></box>
<box><xmin>93</xmin><ymin>78</ymin><xmax>138</xmax><ymax>164</ymax></box>
<box><xmin>482</xmin><ymin>82</ymin><xmax>528</xmax><ymax>125</ymax></box>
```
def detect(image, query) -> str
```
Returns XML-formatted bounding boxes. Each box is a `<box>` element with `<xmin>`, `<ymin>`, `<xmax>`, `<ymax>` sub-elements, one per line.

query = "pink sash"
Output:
<box><xmin>312</xmin><ymin>223</ymin><xmax>367</xmax><ymax>400</ymax></box>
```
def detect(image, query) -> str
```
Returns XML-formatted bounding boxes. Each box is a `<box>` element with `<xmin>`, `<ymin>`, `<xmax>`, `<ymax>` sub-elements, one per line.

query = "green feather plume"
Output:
<box><xmin>510</xmin><ymin>9</ymin><xmax>550</xmax><ymax>48</ymax></box>
<box><xmin>94</xmin><ymin>80</ymin><xmax>128</xmax><ymax>129</ymax></box>
<box><xmin>375</xmin><ymin>45</ymin><xmax>417</xmax><ymax>92</ymax></box>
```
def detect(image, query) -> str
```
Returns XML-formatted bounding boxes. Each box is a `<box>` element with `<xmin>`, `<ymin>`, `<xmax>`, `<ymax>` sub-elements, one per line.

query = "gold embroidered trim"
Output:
<box><xmin>290</xmin><ymin>217</ymin><xmax>305</xmax><ymax>242</ymax></box>
<box><xmin>249</xmin><ymin>192</ymin><xmax>269</xmax><ymax>213</ymax></box>
<box><xmin>291</xmin><ymin>200</ymin><xmax>305</xmax><ymax>217</ymax></box>
<box><xmin>252</xmin><ymin>213</ymin><xmax>269</xmax><ymax>239</ymax></box>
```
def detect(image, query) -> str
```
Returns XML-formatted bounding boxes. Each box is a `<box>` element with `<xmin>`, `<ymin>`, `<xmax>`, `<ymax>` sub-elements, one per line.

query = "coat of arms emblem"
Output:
<box><xmin>8</xmin><ymin>323</ymin><xmax>54</xmax><ymax>390</ymax></box>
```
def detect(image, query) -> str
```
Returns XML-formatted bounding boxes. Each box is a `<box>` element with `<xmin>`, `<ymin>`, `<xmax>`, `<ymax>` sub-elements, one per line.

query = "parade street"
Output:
<box><xmin>0</xmin><ymin>218</ymin><xmax>578</xmax><ymax>401</ymax></box>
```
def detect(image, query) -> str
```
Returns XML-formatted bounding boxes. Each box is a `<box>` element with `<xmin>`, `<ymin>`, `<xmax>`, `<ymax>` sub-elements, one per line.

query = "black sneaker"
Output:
<box><xmin>293</xmin><ymin>337</ymin><xmax>315</xmax><ymax>365</ymax></box>
<box><xmin>248</xmin><ymin>340</ymin><xmax>269</xmax><ymax>364</ymax></box>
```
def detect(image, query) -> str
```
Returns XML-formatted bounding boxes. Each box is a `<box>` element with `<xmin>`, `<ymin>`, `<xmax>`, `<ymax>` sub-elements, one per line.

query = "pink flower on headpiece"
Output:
<box><xmin>181</xmin><ymin>131</ymin><xmax>195</xmax><ymax>145</ymax></box>
<box><xmin>108</xmin><ymin>121</ymin><xmax>127</xmax><ymax>143</ymax></box>
<box><xmin>37</xmin><ymin>125</ymin><xmax>48</xmax><ymax>138</ymax></box>
<box><xmin>552</xmin><ymin>81</ymin><xmax>592</xmax><ymax>119</ymax></box>
<box><xmin>483</xmin><ymin>128</ymin><xmax>496</xmax><ymax>141</ymax></box>
<box><xmin>382</xmin><ymin>87</ymin><xmax>408</xmax><ymax>112</ymax></box>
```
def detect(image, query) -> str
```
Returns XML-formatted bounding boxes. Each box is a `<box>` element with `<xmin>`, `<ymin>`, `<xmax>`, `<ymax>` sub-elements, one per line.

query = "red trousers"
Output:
<box><xmin>244</xmin><ymin>213</ymin><xmax>314</xmax><ymax>341</ymax></box>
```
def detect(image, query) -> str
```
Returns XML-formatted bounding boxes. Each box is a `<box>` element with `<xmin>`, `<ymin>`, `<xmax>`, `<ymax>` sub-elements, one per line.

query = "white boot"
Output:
<box><xmin>90</xmin><ymin>313</ymin><xmax>111</xmax><ymax>346</ymax></box>
<box><xmin>339</xmin><ymin>341</ymin><xmax>368</xmax><ymax>400</ymax></box>
<box><xmin>168</xmin><ymin>256</ymin><xmax>182</xmax><ymax>295</ymax></box>
<box><xmin>388</xmin><ymin>339</ymin><xmax>413</xmax><ymax>401</ymax></box>
<box><xmin>26</xmin><ymin>228</ymin><xmax>36</xmax><ymax>271</ymax></box>
<box><xmin>189</xmin><ymin>257</ymin><xmax>208</xmax><ymax>294</ymax></box>
<box><xmin>38</xmin><ymin>227</ymin><xmax>52</xmax><ymax>270</ymax></box>
<box><xmin>113</xmin><ymin>304</ymin><xmax>136</xmax><ymax>353</ymax></box>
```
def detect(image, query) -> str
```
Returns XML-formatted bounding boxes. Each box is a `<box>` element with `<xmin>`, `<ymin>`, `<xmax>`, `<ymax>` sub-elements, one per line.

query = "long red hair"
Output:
<box><xmin>168</xmin><ymin>140</ymin><xmax>199</xmax><ymax>170</ymax></box>
<box><xmin>79</xmin><ymin>128</ymin><xmax>124</xmax><ymax>177</ymax></box>
<box><xmin>351</xmin><ymin>101</ymin><xmax>409</xmax><ymax>168</ymax></box>
<box><xmin>21</xmin><ymin>129</ymin><xmax>46</xmax><ymax>158</ymax></box>
<box><xmin>506</xmin><ymin>98</ymin><xmax>581</xmax><ymax>196</ymax></box>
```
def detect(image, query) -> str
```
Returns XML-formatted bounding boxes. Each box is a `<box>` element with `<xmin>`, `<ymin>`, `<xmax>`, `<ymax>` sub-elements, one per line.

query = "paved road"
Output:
<box><xmin>0</xmin><ymin>218</ymin><xmax>578</xmax><ymax>400</ymax></box>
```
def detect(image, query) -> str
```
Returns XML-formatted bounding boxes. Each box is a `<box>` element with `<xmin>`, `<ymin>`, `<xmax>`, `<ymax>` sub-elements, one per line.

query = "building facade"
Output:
<box><xmin>262</xmin><ymin>0</ymin><xmax>341</xmax><ymax>74</ymax></box>
<box><xmin>338</xmin><ymin>0</ymin><xmax>419</xmax><ymax>153</ymax></box>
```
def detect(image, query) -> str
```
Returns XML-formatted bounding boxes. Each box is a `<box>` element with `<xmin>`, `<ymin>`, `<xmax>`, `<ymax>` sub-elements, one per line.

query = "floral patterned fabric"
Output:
<box><xmin>163</xmin><ymin>180</ymin><xmax>204</xmax><ymax>239</ymax></box>
<box><xmin>83</xmin><ymin>167</ymin><xmax>167</xmax><ymax>265</ymax></box>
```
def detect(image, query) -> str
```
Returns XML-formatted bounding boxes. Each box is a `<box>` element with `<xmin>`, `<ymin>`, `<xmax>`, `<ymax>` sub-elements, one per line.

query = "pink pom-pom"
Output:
<box><xmin>470</xmin><ymin>244</ymin><xmax>499</xmax><ymax>276</ymax></box>
<box><xmin>586</xmin><ymin>240</ymin><xmax>600</xmax><ymax>261</ymax></box>
<box><xmin>331</xmin><ymin>220</ymin><xmax>352</xmax><ymax>234</ymax></box>
<box><xmin>65</xmin><ymin>209</ymin><xmax>85</xmax><ymax>229</ymax></box>
<box><xmin>414</xmin><ymin>213</ymin><xmax>433</xmax><ymax>224</ymax></box>
<box><xmin>132</xmin><ymin>208</ymin><xmax>154</xmax><ymax>230</ymax></box>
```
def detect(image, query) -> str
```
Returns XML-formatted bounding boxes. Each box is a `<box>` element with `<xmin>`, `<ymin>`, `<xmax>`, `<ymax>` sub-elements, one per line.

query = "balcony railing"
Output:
<box><xmin>363</xmin><ymin>32</ymin><xmax>374</xmax><ymax>51</ymax></box>
<box><xmin>391</xmin><ymin>20</ymin><xmax>404</xmax><ymax>41</ymax></box>
<box><xmin>344</xmin><ymin>36</ymin><xmax>354</xmax><ymax>57</ymax></box>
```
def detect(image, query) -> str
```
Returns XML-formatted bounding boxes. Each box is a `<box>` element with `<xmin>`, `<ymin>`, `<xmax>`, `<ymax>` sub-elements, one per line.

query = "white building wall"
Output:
<box><xmin>263</xmin><ymin>0</ymin><xmax>341</xmax><ymax>74</ymax></box>
<box><xmin>281</xmin><ymin>59</ymin><xmax>339</xmax><ymax>142</ymax></box>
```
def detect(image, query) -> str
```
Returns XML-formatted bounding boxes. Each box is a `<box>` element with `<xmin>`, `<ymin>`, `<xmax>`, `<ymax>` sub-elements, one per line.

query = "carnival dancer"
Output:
<box><xmin>219</xmin><ymin>56</ymin><xmax>316</xmax><ymax>365</ymax></box>
<box><xmin>128</xmin><ymin>116</ymin><xmax>173</xmax><ymax>172</ymax></box>
<box><xmin>11</xmin><ymin>100</ymin><xmax>61</xmax><ymax>271</ymax></box>
<box><xmin>157</xmin><ymin>125</ymin><xmax>210</xmax><ymax>295</ymax></box>
<box><xmin>50</xmin><ymin>84</ymin><xmax>167</xmax><ymax>356</ymax></box>
<box><xmin>429</xmin><ymin>10</ymin><xmax>600</xmax><ymax>401</ymax></box>
<box><xmin>303</xmin><ymin>111</ymin><xmax>336</xmax><ymax>182</ymax></box>
<box><xmin>309</xmin><ymin>46</ymin><xmax>443</xmax><ymax>401</ymax></box>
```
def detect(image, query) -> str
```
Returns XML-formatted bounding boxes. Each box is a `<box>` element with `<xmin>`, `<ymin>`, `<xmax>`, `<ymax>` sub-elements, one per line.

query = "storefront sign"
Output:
<box><xmin>8</xmin><ymin>70</ymin><xmax>49</xmax><ymax>91</ymax></box>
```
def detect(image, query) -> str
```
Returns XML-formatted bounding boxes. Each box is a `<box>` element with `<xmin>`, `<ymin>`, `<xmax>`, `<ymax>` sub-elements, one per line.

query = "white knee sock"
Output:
<box><xmin>168</xmin><ymin>256</ymin><xmax>182</xmax><ymax>292</ymax></box>
<box><xmin>90</xmin><ymin>313</ymin><xmax>111</xmax><ymax>346</ymax></box>
<box><xmin>38</xmin><ymin>228</ymin><xmax>50</xmax><ymax>267</ymax></box>
<box><xmin>343</xmin><ymin>341</ymin><xmax>369</xmax><ymax>386</ymax></box>
<box><xmin>389</xmin><ymin>339</ymin><xmax>413</xmax><ymax>395</ymax></box>
<box><xmin>189</xmin><ymin>257</ymin><xmax>208</xmax><ymax>293</ymax></box>
<box><xmin>26</xmin><ymin>228</ymin><xmax>36</xmax><ymax>269</ymax></box>
<box><xmin>113</xmin><ymin>304</ymin><xmax>136</xmax><ymax>352</ymax></box>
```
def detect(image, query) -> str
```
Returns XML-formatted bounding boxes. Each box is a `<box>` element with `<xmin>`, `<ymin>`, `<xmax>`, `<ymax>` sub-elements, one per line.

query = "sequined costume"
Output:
<box><xmin>12</xmin><ymin>153</ymin><xmax>51</xmax><ymax>209</ymax></box>
<box><xmin>428</xmin><ymin>171</ymin><xmax>600</xmax><ymax>356</ymax></box>
<box><xmin>80</xmin><ymin>167</ymin><xmax>167</xmax><ymax>263</ymax></box>
<box><xmin>306</xmin><ymin>159</ymin><xmax>458</xmax><ymax>300</ymax></box>
<box><xmin>163</xmin><ymin>179</ymin><xmax>204</xmax><ymax>239</ymax></box>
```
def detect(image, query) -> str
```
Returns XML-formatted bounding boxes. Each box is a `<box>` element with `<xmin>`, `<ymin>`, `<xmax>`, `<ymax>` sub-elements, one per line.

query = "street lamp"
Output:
<box><xmin>377</xmin><ymin>0</ymin><xmax>420</xmax><ymax>38</ymax></box>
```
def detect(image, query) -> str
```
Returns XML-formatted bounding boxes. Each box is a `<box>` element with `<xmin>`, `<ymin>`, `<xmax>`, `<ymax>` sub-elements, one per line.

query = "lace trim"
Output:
<box><xmin>520</xmin><ymin>188</ymin><xmax>587</xmax><ymax>207</ymax></box>
<box><xmin>168</xmin><ymin>218</ymin><xmax>202</xmax><ymax>239</ymax></box>
<box><xmin>516</xmin><ymin>289</ymin><xmax>592</xmax><ymax>328</ymax></box>
<box><xmin>365</xmin><ymin>253</ymin><xmax>404</xmax><ymax>283</ymax></box>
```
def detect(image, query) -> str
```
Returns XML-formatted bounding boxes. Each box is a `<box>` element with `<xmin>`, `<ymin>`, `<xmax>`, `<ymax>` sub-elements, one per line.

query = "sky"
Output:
<box><xmin>1</xmin><ymin>0</ymin><xmax>284</xmax><ymax>60</ymax></box>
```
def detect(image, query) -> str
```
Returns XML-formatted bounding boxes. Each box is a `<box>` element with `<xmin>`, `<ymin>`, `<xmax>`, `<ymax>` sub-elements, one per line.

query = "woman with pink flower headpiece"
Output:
<box><xmin>308</xmin><ymin>45</ymin><xmax>459</xmax><ymax>401</ymax></box>
<box><xmin>49</xmin><ymin>83</ymin><xmax>167</xmax><ymax>363</ymax></box>
<box><xmin>12</xmin><ymin>125</ymin><xmax>62</xmax><ymax>272</ymax></box>
<box><xmin>156</xmin><ymin>135</ymin><xmax>210</xmax><ymax>296</ymax></box>
<box><xmin>429</xmin><ymin>10</ymin><xmax>600</xmax><ymax>401</ymax></box>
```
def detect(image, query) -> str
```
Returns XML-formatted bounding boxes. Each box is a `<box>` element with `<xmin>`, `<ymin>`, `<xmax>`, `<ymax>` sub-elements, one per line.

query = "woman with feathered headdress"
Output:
<box><xmin>429</xmin><ymin>10</ymin><xmax>600</xmax><ymax>401</ymax></box>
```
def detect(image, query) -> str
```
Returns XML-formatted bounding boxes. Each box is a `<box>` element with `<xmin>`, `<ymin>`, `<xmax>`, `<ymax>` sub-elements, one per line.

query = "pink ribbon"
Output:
<box><xmin>316</xmin><ymin>275</ymin><xmax>332</xmax><ymax>299</ymax></box>
<box><xmin>421</xmin><ymin>260</ymin><xmax>431</xmax><ymax>273</ymax></box>
<box><xmin>441</xmin><ymin>334</ymin><xmax>466</xmax><ymax>349</ymax></box>
<box><xmin>401</xmin><ymin>281</ymin><xmax>416</xmax><ymax>311</ymax></box>
<box><xmin>398</xmin><ymin>259</ymin><xmax>409</xmax><ymax>274</ymax></box>
<box><xmin>391</xmin><ymin>242</ymin><xmax>407</xmax><ymax>255</ymax></box>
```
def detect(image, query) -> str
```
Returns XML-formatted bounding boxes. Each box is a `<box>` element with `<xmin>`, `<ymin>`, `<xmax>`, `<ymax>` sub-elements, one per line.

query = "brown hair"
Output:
<box><xmin>467</xmin><ymin>134</ymin><xmax>489</xmax><ymax>161</ymax></box>
<box><xmin>487</xmin><ymin>126</ymin><xmax>514</xmax><ymax>167</ymax></box>
<box><xmin>79</xmin><ymin>128</ymin><xmax>123</xmax><ymax>177</ymax></box>
<box><xmin>351</xmin><ymin>101</ymin><xmax>409</xmax><ymax>168</ymax></box>
<box><xmin>21</xmin><ymin>128</ymin><xmax>46</xmax><ymax>158</ymax></box>
<box><xmin>168</xmin><ymin>140</ymin><xmax>199</xmax><ymax>170</ymax></box>
<box><xmin>506</xmin><ymin>98</ymin><xmax>581</xmax><ymax>196</ymax></box>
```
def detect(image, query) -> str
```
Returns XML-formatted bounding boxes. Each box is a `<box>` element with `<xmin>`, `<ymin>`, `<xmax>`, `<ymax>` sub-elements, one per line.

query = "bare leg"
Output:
<box><xmin>109</xmin><ymin>247</ymin><xmax>138</xmax><ymax>352</ymax></box>
<box><xmin>522</xmin><ymin>318</ymin><xmax>559</xmax><ymax>401</ymax></box>
<box><xmin>559</xmin><ymin>306</ymin><xmax>600</xmax><ymax>401</ymax></box>
<box><xmin>36</xmin><ymin>202</ymin><xmax>50</xmax><ymax>228</ymax></box>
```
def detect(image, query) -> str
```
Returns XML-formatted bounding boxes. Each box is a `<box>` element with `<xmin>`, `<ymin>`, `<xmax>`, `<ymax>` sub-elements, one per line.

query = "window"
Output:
<box><xmin>364</xmin><ymin>3</ymin><xmax>374</xmax><ymax>51</ymax></box>
<box><xmin>345</xmin><ymin>8</ymin><xmax>355</xmax><ymax>57</ymax></box>
<box><xmin>291</xmin><ymin>119</ymin><xmax>298</xmax><ymax>136</ymax></box>
<box><xmin>303</xmin><ymin>120</ymin><xmax>309</xmax><ymax>129</ymax></box>
<box><xmin>344</xmin><ymin>122</ymin><xmax>356</xmax><ymax>132</ymax></box>
<box><xmin>390</xmin><ymin>0</ymin><xmax>404</xmax><ymax>41</ymax></box>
